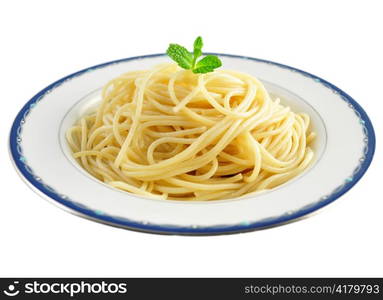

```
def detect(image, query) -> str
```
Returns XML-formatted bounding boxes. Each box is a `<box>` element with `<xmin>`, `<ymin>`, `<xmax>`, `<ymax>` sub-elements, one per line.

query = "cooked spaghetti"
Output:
<box><xmin>66</xmin><ymin>63</ymin><xmax>315</xmax><ymax>200</ymax></box>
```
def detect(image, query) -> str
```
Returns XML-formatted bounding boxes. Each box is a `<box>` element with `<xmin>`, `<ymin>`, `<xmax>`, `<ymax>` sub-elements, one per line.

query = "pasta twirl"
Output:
<box><xmin>67</xmin><ymin>63</ymin><xmax>315</xmax><ymax>200</ymax></box>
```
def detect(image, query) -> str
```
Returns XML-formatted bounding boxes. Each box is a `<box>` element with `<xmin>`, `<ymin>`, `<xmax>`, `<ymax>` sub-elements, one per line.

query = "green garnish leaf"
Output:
<box><xmin>193</xmin><ymin>55</ymin><xmax>222</xmax><ymax>74</ymax></box>
<box><xmin>193</xmin><ymin>36</ymin><xmax>203</xmax><ymax>61</ymax></box>
<box><xmin>166</xmin><ymin>37</ymin><xmax>222</xmax><ymax>74</ymax></box>
<box><xmin>166</xmin><ymin>44</ymin><xmax>193</xmax><ymax>70</ymax></box>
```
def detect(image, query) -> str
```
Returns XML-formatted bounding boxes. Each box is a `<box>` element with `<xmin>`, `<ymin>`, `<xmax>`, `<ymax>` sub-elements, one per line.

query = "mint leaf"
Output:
<box><xmin>192</xmin><ymin>66</ymin><xmax>216</xmax><ymax>74</ymax></box>
<box><xmin>193</xmin><ymin>36</ymin><xmax>203</xmax><ymax>62</ymax></box>
<box><xmin>193</xmin><ymin>55</ymin><xmax>222</xmax><ymax>74</ymax></box>
<box><xmin>166</xmin><ymin>44</ymin><xmax>193</xmax><ymax>69</ymax></box>
<box><xmin>166</xmin><ymin>38</ymin><xmax>222</xmax><ymax>74</ymax></box>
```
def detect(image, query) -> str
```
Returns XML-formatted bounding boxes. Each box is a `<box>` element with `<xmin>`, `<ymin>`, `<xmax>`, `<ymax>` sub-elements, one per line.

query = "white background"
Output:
<box><xmin>1</xmin><ymin>0</ymin><xmax>382</xmax><ymax>277</ymax></box>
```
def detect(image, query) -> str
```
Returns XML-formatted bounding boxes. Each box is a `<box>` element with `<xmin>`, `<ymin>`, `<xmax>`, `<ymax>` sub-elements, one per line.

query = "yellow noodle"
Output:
<box><xmin>67</xmin><ymin>63</ymin><xmax>315</xmax><ymax>200</ymax></box>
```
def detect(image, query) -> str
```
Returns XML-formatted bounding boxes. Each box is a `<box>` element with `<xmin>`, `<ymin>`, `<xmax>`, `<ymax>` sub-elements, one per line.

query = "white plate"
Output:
<box><xmin>9</xmin><ymin>54</ymin><xmax>375</xmax><ymax>235</ymax></box>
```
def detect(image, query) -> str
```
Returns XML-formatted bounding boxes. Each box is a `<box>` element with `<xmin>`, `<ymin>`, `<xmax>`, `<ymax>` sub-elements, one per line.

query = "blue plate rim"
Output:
<box><xmin>9</xmin><ymin>53</ymin><xmax>376</xmax><ymax>235</ymax></box>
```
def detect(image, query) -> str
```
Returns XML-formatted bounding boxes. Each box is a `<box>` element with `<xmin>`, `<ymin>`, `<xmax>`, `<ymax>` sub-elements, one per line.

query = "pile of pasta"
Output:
<box><xmin>67</xmin><ymin>63</ymin><xmax>315</xmax><ymax>200</ymax></box>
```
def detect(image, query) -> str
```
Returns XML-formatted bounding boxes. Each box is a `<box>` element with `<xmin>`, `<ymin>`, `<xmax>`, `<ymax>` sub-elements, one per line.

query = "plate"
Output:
<box><xmin>9</xmin><ymin>54</ymin><xmax>376</xmax><ymax>235</ymax></box>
